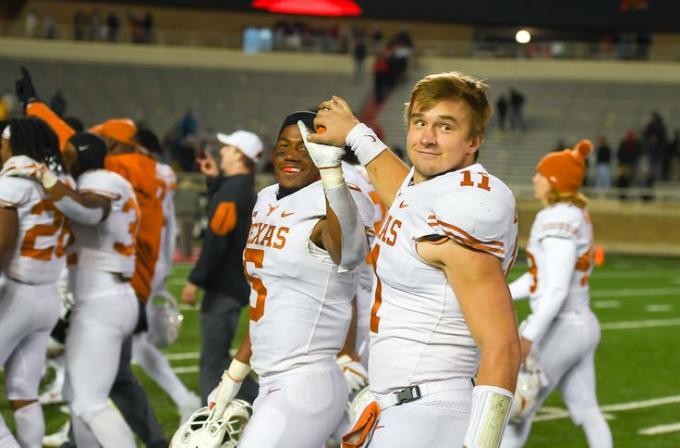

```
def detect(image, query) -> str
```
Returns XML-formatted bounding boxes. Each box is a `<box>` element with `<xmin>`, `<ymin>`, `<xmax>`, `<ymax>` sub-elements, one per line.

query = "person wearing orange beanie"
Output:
<box><xmin>501</xmin><ymin>139</ymin><xmax>612</xmax><ymax>448</ymax></box>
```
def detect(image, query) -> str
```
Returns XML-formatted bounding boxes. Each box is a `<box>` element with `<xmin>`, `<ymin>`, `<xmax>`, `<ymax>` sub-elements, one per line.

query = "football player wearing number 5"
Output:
<box><xmin>501</xmin><ymin>141</ymin><xmax>612</xmax><ymax>448</ymax></box>
<box><xmin>208</xmin><ymin>111</ymin><xmax>375</xmax><ymax>448</ymax></box>
<box><xmin>3</xmin><ymin>131</ymin><xmax>142</xmax><ymax>447</ymax></box>
<box><xmin>0</xmin><ymin>117</ymin><xmax>71</xmax><ymax>448</ymax></box>
<box><xmin>308</xmin><ymin>72</ymin><xmax>521</xmax><ymax>448</ymax></box>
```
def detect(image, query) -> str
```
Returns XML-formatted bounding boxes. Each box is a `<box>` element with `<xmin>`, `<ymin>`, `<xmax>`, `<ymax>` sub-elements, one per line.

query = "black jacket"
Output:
<box><xmin>189</xmin><ymin>174</ymin><xmax>255</xmax><ymax>302</ymax></box>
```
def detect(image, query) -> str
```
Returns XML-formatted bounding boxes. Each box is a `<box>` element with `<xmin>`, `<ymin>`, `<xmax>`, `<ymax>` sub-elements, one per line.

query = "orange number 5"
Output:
<box><xmin>20</xmin><ymin>200</ymin><xmax>70</xmax><ymax>260</ymax></box>
<box><xmin>244</xmin><ymin>248</ymin><xmax>268</xmax><ymax>321</ymax></box>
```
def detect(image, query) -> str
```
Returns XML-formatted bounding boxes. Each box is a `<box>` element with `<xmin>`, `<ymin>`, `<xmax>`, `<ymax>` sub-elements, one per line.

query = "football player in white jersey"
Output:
<box><xmin>501</xmin><ymin>140</ymin><xmax>612</xmax><ymax>448</ymax></box>
<box><xmin>308</xmin><ymin>72</ymin><xmax>521</xmax><ymax>448</ymax></box>
<box><xmin>0</xmin><ymin>117</ymin><xmax>70</xmax><ymax>448</ymax></box>
<box><xmin>208</xmin><ymin>111</ymin><xmax>375</xmax><ymax>448</ymax></box>
<box><xmin>132</xmin><ymin>127</ymin><xmax>201</xmax><ymax>422</ymax></box>
<box><xmin>4</xmin><ymin>131</ymin><xmax>142</xmax><ymax>447</ymax></box>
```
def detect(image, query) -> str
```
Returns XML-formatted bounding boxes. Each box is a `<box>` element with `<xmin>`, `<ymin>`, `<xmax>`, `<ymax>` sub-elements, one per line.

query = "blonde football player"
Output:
<box><xmin>208</xmin><ymin>111</ymin><xmax>375</xmax><ymax>447</ymax></box>
<box><xmin>0</xmin><ymin>117</ymin><xmax>70</xmax><ymax>447</ymax></box>
<box><xmin>308</xmin><ymin>72</ymin><xmax>521</xmax><ymax>448</ymax></box>
<box><xmin>501</xmin><ymin>140</ymin><xmax>612</xmax><ymax>448</ymax></box>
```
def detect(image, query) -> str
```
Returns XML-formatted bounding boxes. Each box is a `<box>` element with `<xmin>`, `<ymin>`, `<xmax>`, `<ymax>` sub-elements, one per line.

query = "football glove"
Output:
<box><xmin>209</xmin><ymin>359</ymin><xmax>251</xmax><ymax>420</ymax></box>
<box><xmin>337</xmin><ymin>354</ymin><xmax>369</xmax><ymax>394</ymax></box>
<box><xmin>298</xmin><ymin>120</ymin><xmax>344</xmax><ymax>169</ymax></box>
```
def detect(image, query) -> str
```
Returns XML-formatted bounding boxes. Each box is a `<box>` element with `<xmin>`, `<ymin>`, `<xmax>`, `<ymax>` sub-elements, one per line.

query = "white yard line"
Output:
<box><xmin>172</xmin><ymin>366</ymin><xmax>200</xmax><ymax>374</ymax></box>
<box><xmin>534</xmin><ymin>395</ymin><xmax>680</xmax><ymax>422</ymax></box>
<box><xmin>594</xmin><ymin>271</ymin><xmax>680</xmax><ymax>279</ymax></box>
<box><xmin>645</xmin><ymin>304</ymin><xmax>673</xmax><ymax>312</ymax></box>
<box><xmin>165</xmin><ymin>352</ymin><xmax>200</xmax><ymax>361</ymax></box>
<box><xmin>601</xmin><ymin>318</ymin><xmax>680</xmax><ymax>330</ymax></box>
<box><xmin>639</xmin><ymin>422</ymin><xmax>680</xmax><ymax>436</ymax></box>
<box><xmin>593</xmin><ymin>300</ymin><xmax>620</xmax><ymax>309</ymax></box>
<box><xmin>591</xmin><ymin>287</ymin><xmax>680</xmax><ymax>298</ymax></box>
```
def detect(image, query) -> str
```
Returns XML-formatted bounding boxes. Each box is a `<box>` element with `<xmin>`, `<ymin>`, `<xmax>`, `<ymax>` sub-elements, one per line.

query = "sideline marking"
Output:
<box><xmin>601</xmin><ymin>318</ymin><xmax>680</xmax><ymax>330</ymax></box>
<box><xmin>645</xmin><ymin>304</ymin><xmax>672</xmax><ymax>312</ymax></box>
<box><xmin>534</xmin><ymin>395</ymin><xmax>680</xmax><ymax>422</ymax></box>
<box><xmin>593</xmin><ymin>300</ymin><xmax>620</xmax><ymax>309</ymax></box>
<box><xmin>639</xmin><ymin>422</ymin><xmax>680</xmax><ymax>436</ymax></box>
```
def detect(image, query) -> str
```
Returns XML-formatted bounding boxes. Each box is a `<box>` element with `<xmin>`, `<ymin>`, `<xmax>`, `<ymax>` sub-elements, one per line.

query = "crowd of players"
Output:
<box><xmin>0</xmin><ymin>66</ymin><xmax>612</xmax><ymax>448</ymax></box>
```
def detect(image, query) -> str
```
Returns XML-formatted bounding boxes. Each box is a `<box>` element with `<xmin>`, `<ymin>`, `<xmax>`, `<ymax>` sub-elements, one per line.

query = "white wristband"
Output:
<box><xmin>464</xmin><ymin>385</ymin><xmax>514</xmax><ymax>448</ymax></box>
<box><xmin>319</xmin><ymin>166</ymin><xmax>346</xmax><ymax>190</ymax></box>
<box><xmin>345</xmin><ymin>123</ymin><xmax>387</xmax><ymax>166</ymax></box>
<box><xmin>226</xmin><ymin>359</ymin><xmax>251</xmax><ymax>382</ymax></box>
<box><xmin>41</xmin><ymin>170</ymin><xmax>58</xmax><ymax>189</ymax></box>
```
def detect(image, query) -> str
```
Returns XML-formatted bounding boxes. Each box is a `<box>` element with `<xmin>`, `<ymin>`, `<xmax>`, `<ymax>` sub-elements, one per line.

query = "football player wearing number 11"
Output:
<box><xmin>308</xmin><ymin>72</ymin><xmax>521</xmax><ymax>448</ymax></box>
<box><xmin>207</xmin><ymin>111</ymin><xmax>375</xmax><ymax>447</ymax></box>
<box><xmin>0</xmin><ymin>117</ymin><xmax>70</xmax><ymax>448</ymax></box>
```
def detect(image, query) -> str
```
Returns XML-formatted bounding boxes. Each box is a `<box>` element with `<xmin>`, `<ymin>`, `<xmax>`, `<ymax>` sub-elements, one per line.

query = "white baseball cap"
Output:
<box><xmin>216</xmin><ymin>130</ymin><xmax>263</xmax><ymax>162</ymax></box>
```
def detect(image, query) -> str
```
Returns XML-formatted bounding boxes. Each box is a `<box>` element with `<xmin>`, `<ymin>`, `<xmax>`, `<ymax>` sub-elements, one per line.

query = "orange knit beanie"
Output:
<box><xmin>536</xmin><ymin>139</ymin><xmax>593</xmax><ymax>193</ymax></box>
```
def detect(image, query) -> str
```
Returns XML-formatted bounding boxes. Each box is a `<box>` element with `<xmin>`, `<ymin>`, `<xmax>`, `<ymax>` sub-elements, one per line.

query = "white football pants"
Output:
<box><xmin>501</xmin><ymin>310</ymin><xmax>612</xmax><ymax>448</ymax></box>
<box><xmin>368</xmin><ymin>379</ymin><xmax>472</xmax><ymax>448</ymax></box>
<box><xmin>0</xmin><ymin>278</ymin><xmax>60</xmax><ymax>447</ymax></box>
<box><xmin>66</xmin><ymin>270</ymin><xmax>138</xmax><ymax>448</ymax></box>
<box><xmin>239</xmin><ymin>361</ymin><xmax>347</xmax><ymax>448</ymax></box>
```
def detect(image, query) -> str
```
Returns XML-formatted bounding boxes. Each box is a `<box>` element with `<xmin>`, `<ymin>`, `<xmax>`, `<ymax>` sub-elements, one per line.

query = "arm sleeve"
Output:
<box><xmin>509</xmin><ymin>272</ymin><xmax>532</xmax><ymax>301</ymax></box>
<box><xmin>26</xmin><ymin>101</ymin><xmax>76</xmax><ymax>151</ymax></box>
<box><xmin>188</xmin><ymin>190</ymin><xmax>237</xmax><ymax>289</ymax></box>
<box><xmin>520</xmin><ymin>237</ymin><xmax>577</xmax><ymax>342</ymax></box>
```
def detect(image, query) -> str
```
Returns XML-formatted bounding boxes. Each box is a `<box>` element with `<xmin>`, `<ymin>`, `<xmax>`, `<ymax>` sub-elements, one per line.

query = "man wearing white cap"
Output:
<box><xmin>181</xmin><ymin>130</ymin><xmax>262</xmax><ymax>404</ymax></box>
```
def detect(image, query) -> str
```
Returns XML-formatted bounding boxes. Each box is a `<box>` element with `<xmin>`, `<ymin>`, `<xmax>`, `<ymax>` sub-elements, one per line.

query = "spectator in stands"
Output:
<box><xmin>43</xmin><ymin>15</ymin><xmax>57</xmax><ymax>39</ymax></box>
<box><xmin>182</xmin><ymin>130</ymin><xmax>262</xmax><ymax>404</ymax></box>
<box><xmin>73</xmin><ymin>10</ymin><xmax>86</xmax><ymax>40</ymax></box>
<box><xmin>643</xmin><ymin>111</ymin><xmax>667</xmax><ymax>182</ymax></box>
<box><xmin>179</xmin><ymin>109</ymin><xmax>198</xmax><ymax>137</ymax></box>
<box><xmin>667</xmin><ymin>129</ymin><xmax>679</xmax><ymax>181</ymax></box>
<box><xmin>142</xmin><ymin>12</ymin><xmax>154</xmax><ymax>43</ymax></box>
<box><xmin>594</xmin><ymin>136</ymin><xmax>612</xmax><ymax>188</ymax></box>
<box><xmin>373</xmin><ymin>47</ymin><xmax>392</xmax><ymax>103</ymax></box>
<box><xmin>496</xmin><ymin>95</ymin><xmax>508</xmax><ymax>130</ymax></box>
<box><xmin>353</xmin><ymin>37</ymin><xmax>367</xmax><ymax>79</ymax></box>
<box><xmin>89</xmin><ymin>9</ymin><xmax>103</xmax><ymax>41</ymax></box>
<box><xmin>24</xmin><ymin>9</ymin><xmax>38</xmax><ymax>38</ymax></box>
<box><xmin>107</xmin><ymin>12</ymin><xmax>120</xmax><ymax>42</ymax></box>
<box><xmin>616</xmin><ymin>129</ymin><xmax>641</xmax><ymax>197</ymax></box>
<box><xmin>509</xmin><ymin>88</ymin><xmax>526</xmax><ymax>130</ymax></box>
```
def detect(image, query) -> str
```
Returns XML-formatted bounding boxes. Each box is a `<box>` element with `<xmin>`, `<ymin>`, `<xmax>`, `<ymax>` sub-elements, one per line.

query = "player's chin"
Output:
<box><xmin>276</xmin><ymin>169</ymin><xmax>313</xmax><ymax>189</ymax></box>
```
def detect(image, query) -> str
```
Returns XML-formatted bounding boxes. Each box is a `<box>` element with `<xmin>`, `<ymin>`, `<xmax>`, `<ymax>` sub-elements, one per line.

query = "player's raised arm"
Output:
<box><xmin>308</xmin><ymin>96</ymin><xmax>409</xmax><ymax>207</ymax></box>
<box><xmin>299</xmin><ymin>120</ymin><xmax>369</xmax><ymax>270</ymax></box>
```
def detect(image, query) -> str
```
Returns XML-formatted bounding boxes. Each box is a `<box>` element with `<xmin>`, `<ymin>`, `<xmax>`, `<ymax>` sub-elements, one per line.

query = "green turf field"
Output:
<box><xmin>2</xmin><ymin>254</ymin><xmax>680</xmax><ymax>447</ymax></box>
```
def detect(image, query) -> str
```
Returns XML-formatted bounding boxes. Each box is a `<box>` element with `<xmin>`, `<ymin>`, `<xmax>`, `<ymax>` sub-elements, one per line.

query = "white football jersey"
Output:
<box><xmin>246</xmin><ymin>180</ymin><xmax>374</xmax><ymax>377</ymax></box>
<box><xmin>525</xmin><ymin>203</ymin><xmax>594</xmax><ymax>314</ymax></box>
<box><xmin>368</xmin><ymin>163</ymin><xmax>519</xmax><ymax>394</ymax></box>
<box><xmin>152</xmin><ymin>162</ymin><xmax>177</xmax><ymax>293</ymax></box>
<box><xmin>0</xmin><ymin>176</ymin><xmax>68</xmax><ymax>284</ymax></box>
<box><xmin>69</xmin><ymin>170</ymin><xmax>140</xmax><ymax>277</ymax></box>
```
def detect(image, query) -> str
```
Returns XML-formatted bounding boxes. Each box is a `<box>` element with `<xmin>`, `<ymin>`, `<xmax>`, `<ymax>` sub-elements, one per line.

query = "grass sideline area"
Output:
<box><xmin>2</xmin><ymin>254</ymin><xmax>680</xmax><ymax>447</ymax></box>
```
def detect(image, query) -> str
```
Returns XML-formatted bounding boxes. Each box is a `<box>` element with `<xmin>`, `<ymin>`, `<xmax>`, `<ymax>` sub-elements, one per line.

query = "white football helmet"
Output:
<box><xmin>148</xmin><ymin>290</ymin><xmax>183</xmax><ymax>348</ymax></box>
<box><xmin>509</xmin><ymin>356</ymin><xmax>548</xmax><ymax>423</ymax></box>
<box><xmin>171</xmin><ymin>400</ymin><xmax>252</xmax><ymax>448</ymax></box>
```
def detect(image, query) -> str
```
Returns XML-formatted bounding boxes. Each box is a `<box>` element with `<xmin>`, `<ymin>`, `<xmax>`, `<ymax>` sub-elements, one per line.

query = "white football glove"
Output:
<box><xmin>297</xmin><ymin>120</ymin><xmax>344</xmax><ymax>169</ymax></box>
<box><xmin>0</xmin><ymin>155</ymin><xmax>57</xmax><ymax>188</ymax></box>
<box><xmin>337</xmin><ymin>354</ymin><xmax>369</xmax><ymax>394</ymax></box>
<box><xmin>209</xmin><ymin>359</ymin><xmax>251</xmax><ymax>420</ymax></box>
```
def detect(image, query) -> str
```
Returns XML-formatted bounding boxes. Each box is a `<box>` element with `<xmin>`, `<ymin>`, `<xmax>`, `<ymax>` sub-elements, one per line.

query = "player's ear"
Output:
<box><xmin>467</xmin><ymin>134</ymin><xmax>482</xmax><ymax>152</ymax></box>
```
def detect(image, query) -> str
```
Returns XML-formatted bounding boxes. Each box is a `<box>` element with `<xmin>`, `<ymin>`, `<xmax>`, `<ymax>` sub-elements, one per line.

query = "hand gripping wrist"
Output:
<box><xmin>346</xmin><ymin>123</ymin><xmax>387</xmax><ymax>166</ymax></box>
<box><xmin>464</xmin><ymin>385</ymin><xmax>513</xmax><ymax>448</ymax></box>
<box><xmin>40</xmin><ymin>168</ymin><xmax>58</xmax><ymax>189</ymax></box>
<box><xmin>298</xmin><ymin>120</ymin><xmax>344</xmax><ymax>170</ymax></box>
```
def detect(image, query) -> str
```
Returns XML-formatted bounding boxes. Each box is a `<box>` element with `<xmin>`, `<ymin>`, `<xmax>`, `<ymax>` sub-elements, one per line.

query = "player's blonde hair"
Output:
<box><xmin>545</xmin><ymin>188</ymin><xmax>589</xmax><ymax>209</ymax></box>
<box><xmin>404</xmin><ymin>72</ymin><xmax>492</xmax><ymax>142</ymax></box>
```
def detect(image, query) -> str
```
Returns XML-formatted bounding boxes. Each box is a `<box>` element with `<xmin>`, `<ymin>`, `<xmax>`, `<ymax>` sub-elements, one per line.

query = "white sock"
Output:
<box><xmin>132</xmin><ymin>334</ymin><xmax>192</xmax><ymax>405</ymax></box>
<box><xmin>0</xmin><ymin>415</ymin><xmax>20</xmax><ymax>448</ymax></box>
<box><xmin>581</xmin><ymin>409</ymin><xmax>612</xmax><ymax>448</ymax></box>
<box><xmin>72</xmin><ymin>415</ymin><xmax>100</xmax><ymax>448</ymax></box>
<box><xmin>13</xmin><ymin>402</ymin><xmax>43</xmax><ymax>448</ymax></box>
<box><xmin>83</xmin><ymin>406</ymin><xmax>136</xmax><ymax>448</ymax></box>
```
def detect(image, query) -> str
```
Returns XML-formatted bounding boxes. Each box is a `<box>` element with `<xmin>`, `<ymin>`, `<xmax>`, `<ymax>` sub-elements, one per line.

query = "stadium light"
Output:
<box><xmin>515</xmin><ymin>29</ymin><xmax>531</xmax><ymax>44</ymax></box>
<box><xmin>252</xmin><ymin>0</ymin><xmax>362</xmax><ymax>16</ymax></box>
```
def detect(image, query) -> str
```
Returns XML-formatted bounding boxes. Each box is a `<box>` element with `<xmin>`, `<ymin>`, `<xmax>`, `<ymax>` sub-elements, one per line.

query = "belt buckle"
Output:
<box><xmin>394</xmin><ymin>385</ymin><xmax>421</xmax><ymax>405</ymax></box>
